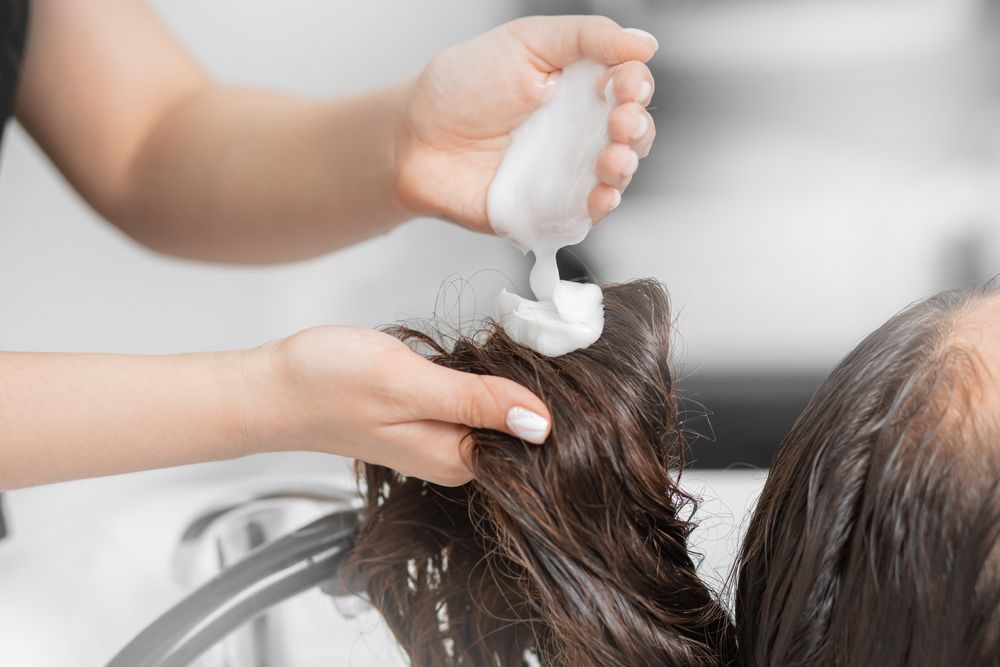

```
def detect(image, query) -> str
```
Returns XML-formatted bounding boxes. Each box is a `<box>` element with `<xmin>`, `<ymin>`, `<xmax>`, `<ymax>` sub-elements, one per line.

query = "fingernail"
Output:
<box><xmin>610</xmin><ymin>188</ymin><xmax>622</xmax><ymax>210</ymax></box>
<box><xmin>623</xmin><ymin>28</ymin><xmax>659</xmax><ymax>52</ymax></box>
<box><xmin>506</xmin><ymin>407</ymin><xmax>549</xmax><ymax>444</ymax></box>
<box><xmin>636</xmin><ymin>80</ymin><xmax>653</xmax><ymax>106</ymax></box>
<box><xmin>604</xmin><ymin>77</ymin><xmax>617</xmax><ymax>104</ymax></box>
<box><xmin>631</xmin><ymin>113</ymin><xmax>649</xmax><ymax>140</ymax></box>
<box><xmin>623</xmin><ymin>150</ymin><xmax>639</xmax><ymax>177</ymax></box>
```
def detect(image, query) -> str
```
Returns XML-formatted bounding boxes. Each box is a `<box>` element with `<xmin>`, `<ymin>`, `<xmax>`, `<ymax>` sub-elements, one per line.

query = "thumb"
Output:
<box><xmin>508</xmin><ymin>15</ymin><xmax>658</xmax><ymax>70</ymax></box>
<box><xmin>412</xmin><ymin>362</ymin><xmax>552</xmax><ymax>445</ymax></box>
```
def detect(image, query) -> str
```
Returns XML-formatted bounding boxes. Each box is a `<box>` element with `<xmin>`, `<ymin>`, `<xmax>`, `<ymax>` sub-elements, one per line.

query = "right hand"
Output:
<box><xmin>242</xmin><ymin>326</ymin><xmax>551</xmax><ymax>486</ymax></box>
<box><xmin>393</xmin><ymin>15</ymin><xmax>658</xmax><ymax>232</ymax></box>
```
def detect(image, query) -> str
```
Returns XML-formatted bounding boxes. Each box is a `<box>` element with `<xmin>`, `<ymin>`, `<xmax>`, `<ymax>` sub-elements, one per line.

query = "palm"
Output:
<box><xmin>393</xmin><ymin>17</ymin><xmax>657</xmax><ymax>234</ymax></box>
<box><xmin>397</xmin><ymin>28</ymin><xmax>552</xmax><ymax>232</ymax></box>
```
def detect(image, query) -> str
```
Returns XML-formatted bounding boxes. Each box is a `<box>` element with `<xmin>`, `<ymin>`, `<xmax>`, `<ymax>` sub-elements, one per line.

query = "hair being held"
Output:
<box><xmin>341</xmin><ymin>280</ymin><xmax>737</xmax><ymax>666</ymax></box>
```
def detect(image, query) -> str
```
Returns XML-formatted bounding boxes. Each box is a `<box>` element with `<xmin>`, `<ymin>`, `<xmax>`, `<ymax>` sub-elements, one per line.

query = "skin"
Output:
<box><xmin>1</xmin><ymin>3</ymin><xmax>657</xmax><ymax>490</ymax></box>
<box><xmin>945</xmin><ymin>296</ymin><xmax>1000</xmax><ymax>426</ymax></box>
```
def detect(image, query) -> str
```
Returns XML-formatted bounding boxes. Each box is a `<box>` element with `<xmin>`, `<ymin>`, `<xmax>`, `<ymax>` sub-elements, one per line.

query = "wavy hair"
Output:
<box><xmin>342</xmin><ymin>279</ymin><xmax>737</xmax><ymax>666</ymax></box>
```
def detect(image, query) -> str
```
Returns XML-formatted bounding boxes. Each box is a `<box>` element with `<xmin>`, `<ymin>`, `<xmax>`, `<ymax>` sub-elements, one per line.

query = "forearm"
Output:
<box><xmin>114</xmin><ymin>82</ymin><xmax>413</xmax><ymax>263</ymax></box>
<box><xmin>0</xmin><ymin>350</ymin><xmax>255</xmax><ymax>490</ymax></box>
<box><xmin>17</xmin><ymin>0</ymin><xmax>414</xmax><ymax>264</ymax></box>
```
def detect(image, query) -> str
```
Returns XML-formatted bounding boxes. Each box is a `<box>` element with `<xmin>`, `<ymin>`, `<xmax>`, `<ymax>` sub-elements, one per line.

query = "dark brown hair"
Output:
<box><xmin>342</xmin><ymin>280</ymin><xmax>737</xmax><ymax>666</ymax></box>
<box><xmin>735</xmin><ymin>284</ymin><xmax>1000</xmax><ymax>666</ymax></box>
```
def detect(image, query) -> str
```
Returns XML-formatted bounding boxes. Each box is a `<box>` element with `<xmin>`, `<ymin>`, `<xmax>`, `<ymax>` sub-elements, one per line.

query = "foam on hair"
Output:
<box><xmin>342</xmin><ymin>279</ymin><xmax>737</xmax><ymax>666</ymax></box>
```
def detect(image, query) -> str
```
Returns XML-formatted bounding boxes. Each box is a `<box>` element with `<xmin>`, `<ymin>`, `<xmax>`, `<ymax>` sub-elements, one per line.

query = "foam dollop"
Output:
<box><xmin>487</xmin><ymin>60</ymin><xmax>613</xmax><ymax>356</ymax></box>
<box><xmin>496</xmin><ymin>280</ymin><xmax>604</xmax><ymax>357</ymax></box>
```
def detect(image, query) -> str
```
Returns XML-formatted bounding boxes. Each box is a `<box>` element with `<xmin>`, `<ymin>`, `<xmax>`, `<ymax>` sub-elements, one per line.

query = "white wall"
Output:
<box><xmin>0</xmin><ymin>1</ymin><xmax>524</xmax><ymax>359</ymax></box>
<box><xmin>2</xmin><ymin>0</ymin><xmax>998</xmax><ymax>371</ymax></box>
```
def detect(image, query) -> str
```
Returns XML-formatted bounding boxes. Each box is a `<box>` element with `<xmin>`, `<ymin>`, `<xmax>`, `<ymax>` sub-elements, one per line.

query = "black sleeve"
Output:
<box><xmin>0</xmin><ymin>0</ymin><xmax>29</xmax><ymax>150</ymax></box>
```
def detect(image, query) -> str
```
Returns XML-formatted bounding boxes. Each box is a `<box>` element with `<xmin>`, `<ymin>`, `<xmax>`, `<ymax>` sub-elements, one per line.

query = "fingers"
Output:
<box><xmin>509</xmin><ymin>16</ymin><xmax>658</xmax><ymax>71</ymax></box>
<box><xmin>507</xmin><ymin>17</ymin><xmax>657</xmax><ymax>224</ymax></box>
<box><xmin>400</xmin><ymin>420</ymin><xmax>477</xmax><ymax>487</ymax></box>
<box><xmin>590</xmin><ymin>61</ymin><xmax>655</xmax><ymax>223</ymax></box>
<box><xmin>592</xmin><ymin>143</ymin><xmax>635</xmax><ymax>222</ymax></box>
<box><xmin>604</xmin><ymin>60</ymin><xmax>655</xmax><ymax>156</ymax></box>
<box><xmin>588</xmin><ymin>185</ymin><xmax>622</xmax><ymax>223</ymax></box>
<box><xmin>596</xmin><ymin>142</ymin><xmax>638</xmax><ymax>189</ymax></box>
<box><xmin>410</xmin><ymin>361</ymin><xmax>552</xmax><ymax>445</ymax></box>
<box><xmin>603</xmin><ymin>60</ymin><xmax>654</xmax><ymax>105</ymax></box>
<box><xmin>581</xmin><ymin>21</ymin><xmax>659</xmax><ymax>67</ymax></box>
<box><xmin>609</xmin><ymin>103</ymin><xmax>655</xmax><ymax>157</ymax></box>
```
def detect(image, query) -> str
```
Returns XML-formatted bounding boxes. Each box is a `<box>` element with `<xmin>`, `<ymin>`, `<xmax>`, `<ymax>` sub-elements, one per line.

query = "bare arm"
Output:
<box><xmin>16</xmin><ymin>5</ymin><xmax>657</xmax><ymax>263</ymax></box>
<box><xmin>16</xmin><ymin>0</ymin><xmax>409</xmax><ymax>263</ymax></box>
<box><xmin>0</xmin><ymin>350</ymin><xmax>250</xmax><ymax>489</ymax></box>
<box><xmin>1</xmin><ymin>13</ymin><xmax>659</xmax><ymax>488</ymax></box>
<box><xmin>0</xmin><ymin>327</ymin><xmax>552</xmax><ymax>491</ymax></box>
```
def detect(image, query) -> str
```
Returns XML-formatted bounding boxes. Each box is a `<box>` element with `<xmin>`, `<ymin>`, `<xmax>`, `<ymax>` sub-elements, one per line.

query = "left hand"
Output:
<box><xmin>243</xmin><ymin>326</ymin><xmax>552</xmax><ymax>487</ymax></box>
<box><xmin>392</xmin><ymin>15</ymin><xmax>658</xmax><ymax>233</ymax></box>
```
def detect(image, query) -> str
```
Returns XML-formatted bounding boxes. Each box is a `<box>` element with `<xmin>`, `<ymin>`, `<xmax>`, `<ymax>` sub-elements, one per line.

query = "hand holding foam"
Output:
<box><xmin>394</xmin><ymin>17</ymin><xmax>656</xmax><ymax>232</ymax></box>
<box><xmin>487</xmin><ymin>60</ymin><xmax>618</xmax><ymax>356</ymax></box>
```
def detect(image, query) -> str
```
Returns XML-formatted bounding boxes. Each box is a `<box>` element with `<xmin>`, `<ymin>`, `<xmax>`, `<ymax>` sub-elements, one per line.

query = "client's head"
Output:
<box><xmin>736</xmin><ymin>284</ymin><xmax>1000</xmax><ymax>666</ymax></box>
<box><xmin>342</xmin><ymin>279</ymin><xmax>737</xmax><ymax>666</ymax></box>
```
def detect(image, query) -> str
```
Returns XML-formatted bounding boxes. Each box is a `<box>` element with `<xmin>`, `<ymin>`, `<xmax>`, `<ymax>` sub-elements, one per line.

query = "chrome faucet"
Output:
<box><xmin>173</xmin><ymin>483</ymin><xmax>361</xmax><ymax>667</ymax></box>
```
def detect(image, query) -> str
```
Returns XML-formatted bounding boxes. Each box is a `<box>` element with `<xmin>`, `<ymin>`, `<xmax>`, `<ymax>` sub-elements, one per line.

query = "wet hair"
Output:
<box><xmin>341</xmin><ymin>280</ymin><xmax>737</xmax><ymax>666</ymax></box>
<box><xmin>735</xmin><ymin>283</ymin><xmax>1000</xmax><ymax>666</ymax></box>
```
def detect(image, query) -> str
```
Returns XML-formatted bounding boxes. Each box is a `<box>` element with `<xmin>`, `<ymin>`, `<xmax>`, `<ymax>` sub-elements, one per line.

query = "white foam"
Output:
<box><xmin>495</xmin><ymin>280</ymin><xmax>604</xmax><ymax>357</ymax></box>
<box><xmin>487</xmin><ymin>60</ymin><xmax>613</xmax><ymax>356</ymax></box>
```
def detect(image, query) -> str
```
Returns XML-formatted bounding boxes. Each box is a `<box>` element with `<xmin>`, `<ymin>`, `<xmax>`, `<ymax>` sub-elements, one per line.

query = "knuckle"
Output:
<box><xmin>455</xmin><ymin>391</ymin><xmax>485</xmax><ymax>428</ymax></box>
<box><xmin>506</xmin><ymin>16</ymin><xmax>532</xmax><ymax>32</ymax></box>
<box><xmin>455</xmin><ymin>375</ymin><xmax>507</xmax><ymax>429</ymax></box>
<box><xmin>432</xmin><ymin>446</ymin><xmax>473</xmax><ymax>487</ymax></box>
<box><xmin>610</xmin><ymin>143</ymin><xmax>632</xmax><ymax>166</ymax></box>
<box><xmin>478</xmin><ymin>377</ymin><xmax>508</xmax><ymax>422</ymax></box>
<box><xmin>437</xmin><ymin>467</ymin><xmax>472</xmax><ymax>488</ymax></box>
<box><xmin>623</xmin><ymin>59</ymin><xmax>647</xmax><ymax>76</ymax></box>
<box><xmin>589</xmin><ymin>15</ymin><xmax>619</xmax><ymax>30</ymax></box>
<box><xmin>609</xmin><ymin>107</ymin><xmax>630</xmax><ymax>133</ymax></box>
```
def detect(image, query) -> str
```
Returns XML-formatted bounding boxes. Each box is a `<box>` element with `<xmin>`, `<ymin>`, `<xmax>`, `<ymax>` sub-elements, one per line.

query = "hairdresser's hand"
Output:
<box><xmin>394</xmin><ymin>15</ymin><xmax>657</xmax><ymax>232</ymax></box>
<box><xmin>245</xmin><ymin>326</ymin><xmax>550</xmax><ymax>486</ymax></box>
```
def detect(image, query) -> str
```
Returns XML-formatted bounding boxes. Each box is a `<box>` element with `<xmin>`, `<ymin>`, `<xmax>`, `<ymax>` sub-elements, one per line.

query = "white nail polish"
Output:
<box><xmin>604</xmin><ymin>77</ymin><xmax>617</xmax><ymax>104</ymax></box>
<box><xmin>636</xmin><ymin>81</ymin><xmax>652</xmax><ymax>106</ymax></box>
<box><xmin>631</xmin><ymin>113</ymin><xmax>649</xmax><ymax>140</ymax></box>
<box><xmin>623</xmin><ymin>150</ymin><xmax>639</xmax><ymax>177</ymax></box>
<box><xmin>610</xmin><ymin>189</ymin><xmax>622</xmax><ymax>210</ymax></box>
<box><xmin>506</xmin><ymin>406</ymin><xmax>549</xmax><ymax>444</ymax></box>
<box><xmin>623</xmin><ymin>28</ymin><xmax>659</xmax><ymax>51</ymax></box>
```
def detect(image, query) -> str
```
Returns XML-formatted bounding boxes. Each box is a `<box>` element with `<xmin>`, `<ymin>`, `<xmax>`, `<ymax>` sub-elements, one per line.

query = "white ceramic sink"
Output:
<box><xmin>0</xmin><ymin>456</ymin><xmax>764</xmax><ymax>667</ymax></box>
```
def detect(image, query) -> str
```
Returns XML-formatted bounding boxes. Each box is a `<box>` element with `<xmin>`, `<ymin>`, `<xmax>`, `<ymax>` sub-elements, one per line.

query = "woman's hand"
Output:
<box><xmin>244</xmin><ymin>326</ymin><xmax>551</xmax><ymax>486</ymax></box>
<box><xmin>394</xmin><ymin>15</ymin><xmax>658</xmax><ymax>232</ymax></box>
<box><xmin>19</xmin><ymin>5</ymin><xmax>655</xmax><ymax>261</ymax></box>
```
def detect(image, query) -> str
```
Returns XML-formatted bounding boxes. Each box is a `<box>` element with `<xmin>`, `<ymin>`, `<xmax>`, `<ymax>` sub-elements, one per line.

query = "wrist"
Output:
<box><xmin>392</xmin><ymin>75</ymin><xmax>454</xmax><ymax>220</ymax></box>
<box><xmin>386</xmin><ymin>77</ymin><xmax>426</xmax><ymax>221</ymax></box>
<box><xmin>232</xmin><ymin>340</ymin><xmax>293</xmax><ymax>456</ymax></box>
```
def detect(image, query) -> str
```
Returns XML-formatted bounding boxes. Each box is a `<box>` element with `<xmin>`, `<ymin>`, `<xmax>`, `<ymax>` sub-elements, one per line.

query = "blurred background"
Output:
<box><xmin>1</xmin><ymin>0</ymin><xmax>999</xmax><ymax>664</ymax></box>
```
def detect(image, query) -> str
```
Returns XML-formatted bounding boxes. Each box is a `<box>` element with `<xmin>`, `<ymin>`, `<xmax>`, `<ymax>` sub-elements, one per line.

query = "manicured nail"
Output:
<box><xmin>604</xmin><ymin>77</ymin><xmax>617</xmax><ymax>104</ymax></box>
<box><xmin>506</xmin><ymin>407</ymin><xmax>549</xmax><ymax>444</ymax></box>
<box><xmin>636</xmin><ymin>80</ymin><xmax>653</xmax><ymax>106</ymax></box>
<box><xmin>610</xmin><ymin>189</ymin><xmax>622</xmax><ymax>210</ymax></box>
<box><xmin>623</xmin><ymin>150</ymin><xmax>639</xmax><ymax>177</ymax></box>
<box><xmin>623</xmin><ymin>28</ymin><xmax>659</xmax><ymax>52</ymax></box>
<box><xmin>631</xmin><ymin>113</ymin><xmax>649</xmax><ymax>140</ymax></box>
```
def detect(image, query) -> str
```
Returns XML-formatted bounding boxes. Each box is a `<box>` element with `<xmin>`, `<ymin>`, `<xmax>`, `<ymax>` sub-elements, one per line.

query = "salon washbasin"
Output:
<box><xmin>0</xmin><ymin>453</ymin><xmax>765</xmax><ymax>666</ymax></box>
<box><xmin>0</xmin><ymin>457</ymin><xmax>407</xmax><ymax>666</ymax></box>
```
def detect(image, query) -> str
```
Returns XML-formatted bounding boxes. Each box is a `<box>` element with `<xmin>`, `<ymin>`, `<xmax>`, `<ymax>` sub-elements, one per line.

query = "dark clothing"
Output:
<box><xmin>0</xmin><ymin>0</ymin><xmax>25</xmax><ymax>539</ymax></box>
<box><xmin>0</xmin><ymin>0</ymin><xmax>27</xmax><ymax>153</ymax></box>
